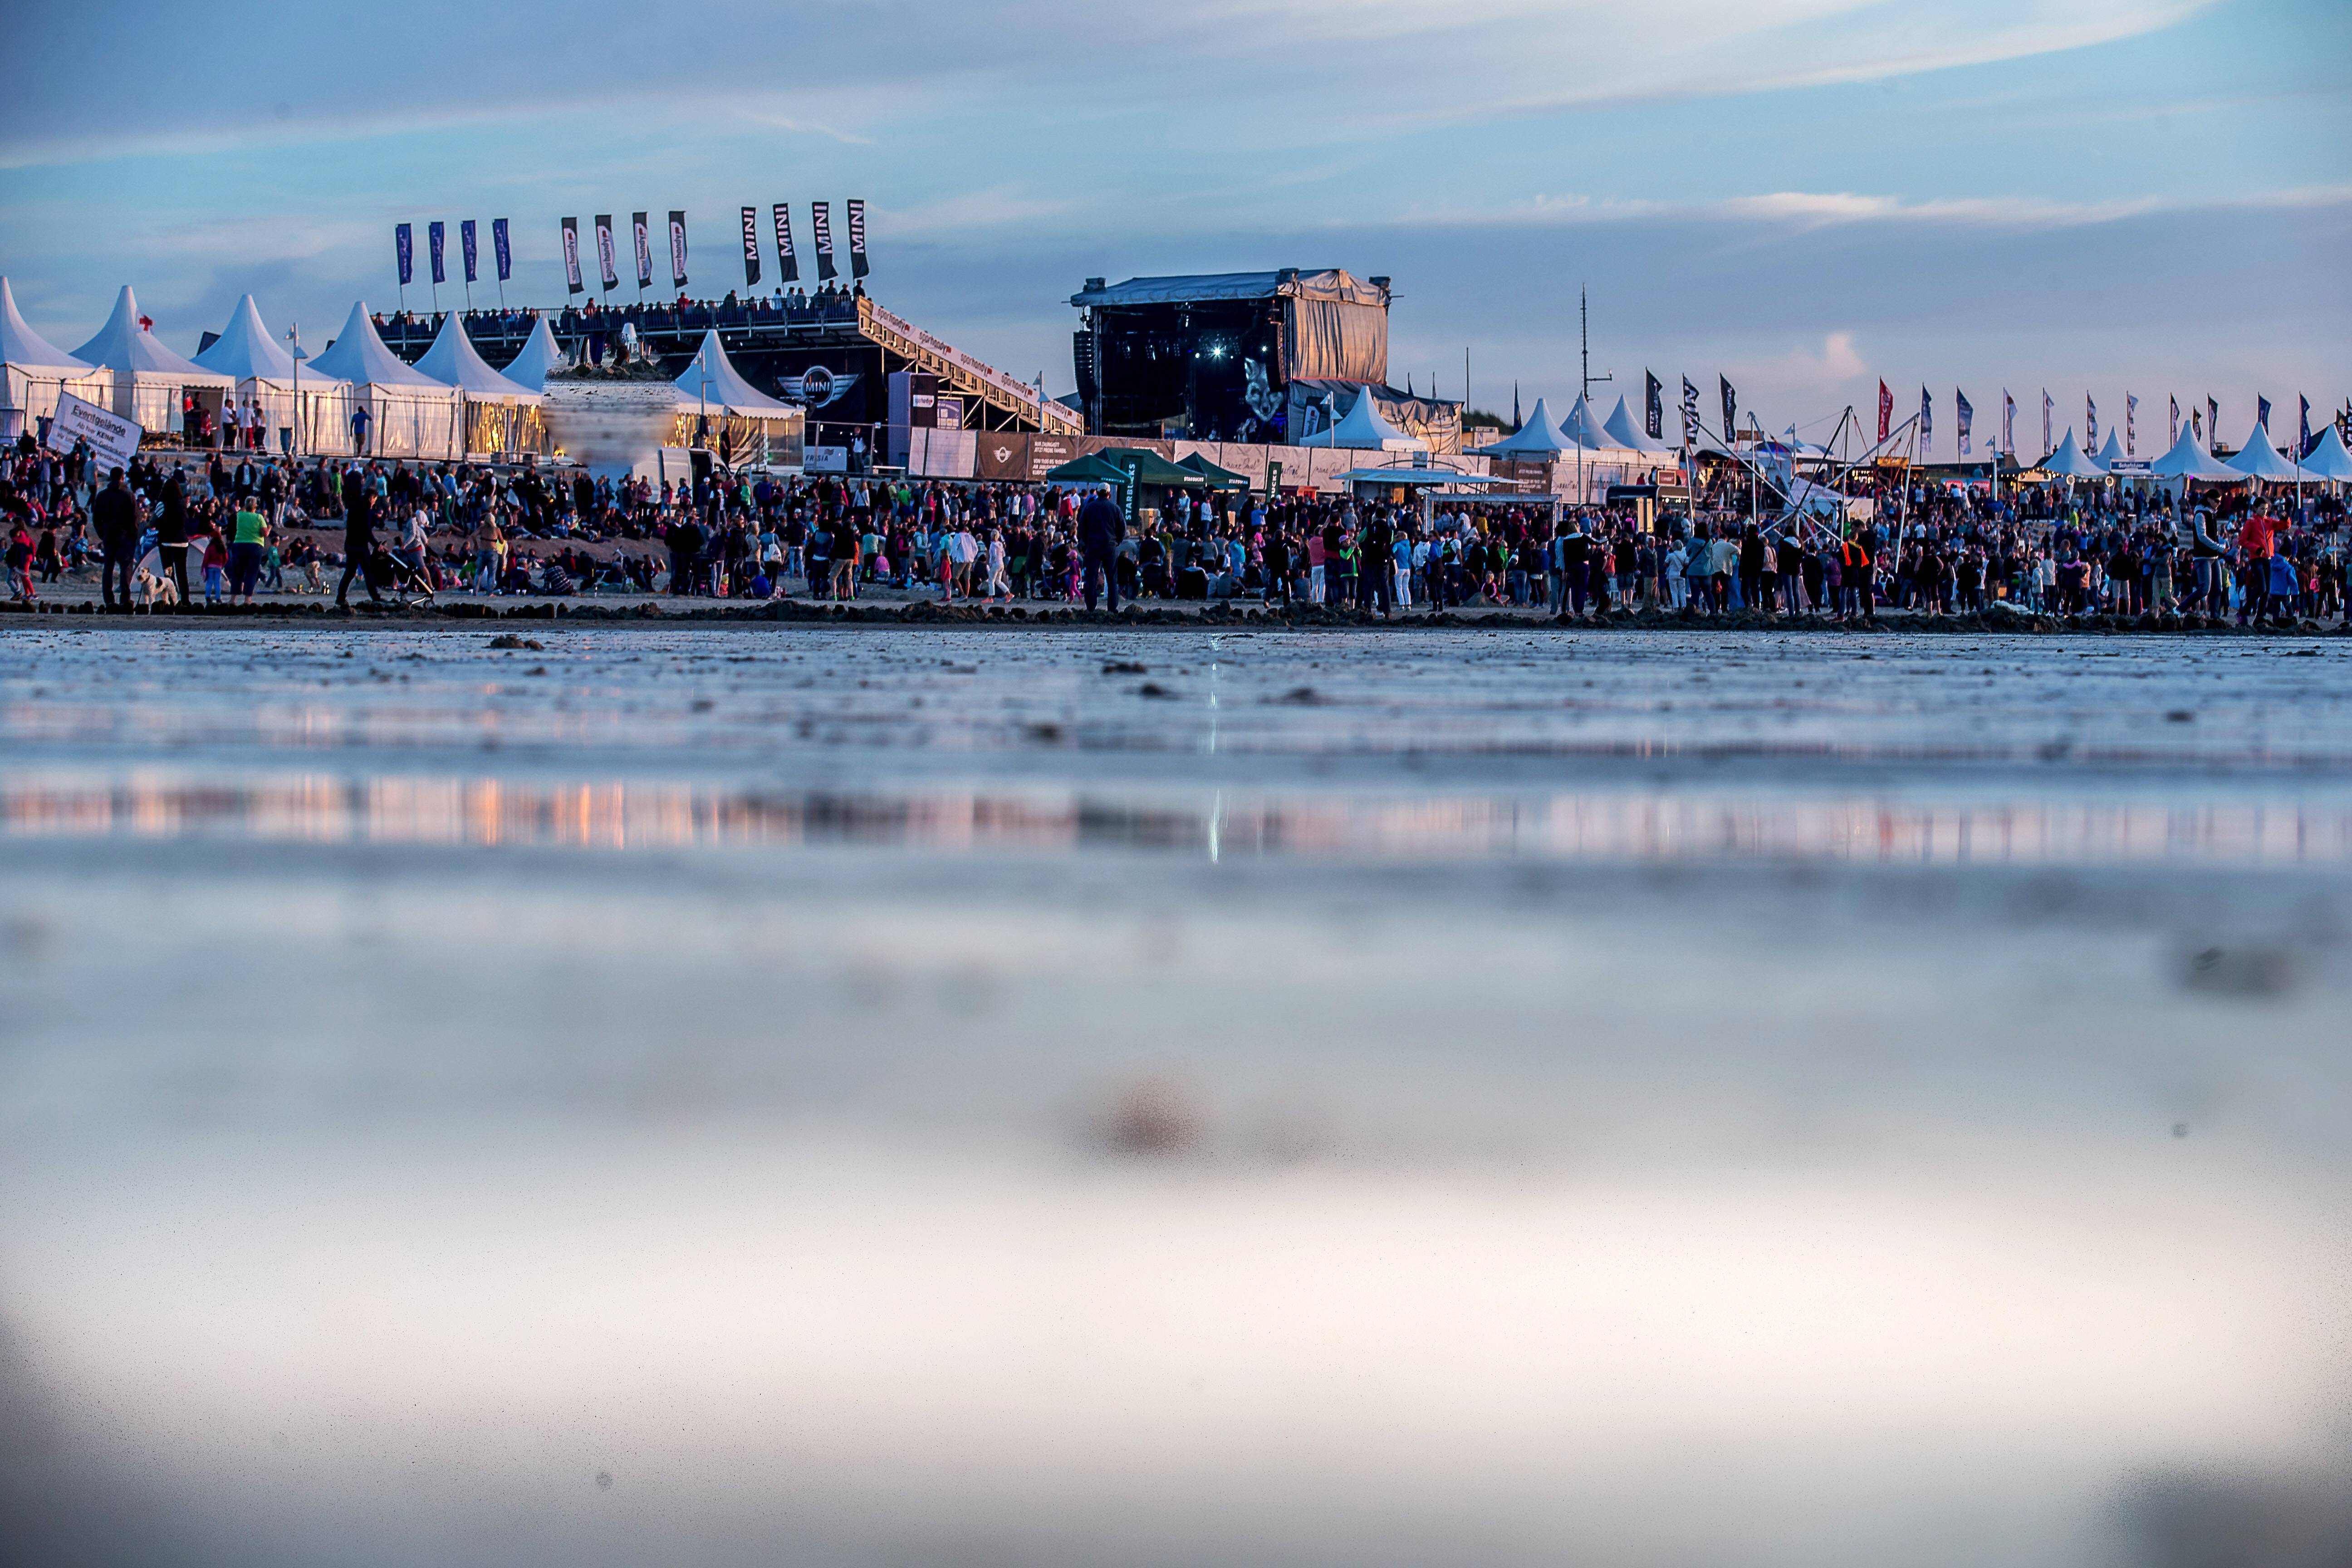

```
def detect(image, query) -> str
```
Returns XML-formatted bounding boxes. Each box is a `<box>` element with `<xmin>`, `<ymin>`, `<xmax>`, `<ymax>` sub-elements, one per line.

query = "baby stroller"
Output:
<box><xmin>366</xmin><ymin>544</ymin><xmax>435</xmax><ymax>609</ymax></box>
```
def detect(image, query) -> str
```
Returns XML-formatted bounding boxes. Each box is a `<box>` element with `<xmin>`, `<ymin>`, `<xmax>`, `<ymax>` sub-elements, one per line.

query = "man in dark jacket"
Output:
<box><xmin>158</xmin><ymin>466</ymin><xmax>191</xmax><ymax>601</ymax></box>
<box><xmin>336</xmin><ymin>465</ymin><xmax>383</xmax><ymax>609</ymax></box>
<box><xmin>91</xmin><ymin>468</ymin><xmax>140</xmax><ymax>610</ymax></box>
<box><xmin>1078</xmin><ymin>486</ymin><xmax>1123</xmax><ymax>612</ymax></box>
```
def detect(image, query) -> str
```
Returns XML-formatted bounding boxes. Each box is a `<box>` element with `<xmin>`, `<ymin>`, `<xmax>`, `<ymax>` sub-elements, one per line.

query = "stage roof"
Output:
<box><xmin>1070</xmin><ymin>270</ymin><xmax>1390</xmax><ymax>309</ymax></box>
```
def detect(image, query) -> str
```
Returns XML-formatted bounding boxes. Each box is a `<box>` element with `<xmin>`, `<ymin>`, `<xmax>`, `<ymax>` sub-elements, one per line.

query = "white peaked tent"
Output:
<box><xmin>497</xmin><ymin>317</ymin><xmax>569</xmax><ymax>394</ymax></box>
<box><xmin>2095</xmin><ymin>429</ymin><xmax>2127</xmax><ymax>470</ymax></box>
<box><xmin>416</xmin><ymin>312</ymin><xmax>545</xmax><ymax>456</ymax></box>
<box><xmin>0</xmin><ymin>275</ymin><xmax>106</xmax><ymax>438</ymax></box>
<box><xmin>2039</xmin><ymin>428</ymin><xmax>2106</xmax><ymax>478</ymax></box>
<box><xmin>671</xmin><ymin>330</ymin><xmax>802</xmax><ymax>466</ymax></box>
<box><xmin>1296</xmin><ymin>385</ymin><xmax>1426</xmax><ymax>451</ymax></box>
<box><xmin>308</xmin><ymin>301</ymin><xmax>463</xmax><ymax>459</ymax></box>
<box><xmin>2225</xmin><ymin>421</ymin><xmax>2301</xmax><ymax>480</ymax></box>
<box><xmin>2294</xmin><ymin>424</ymin><xmax>2352</xmax><ymax>482</ymax></box>
<box><xmin>70</xmin><ymin>284</ymin><xmax>232</xmax><ymax>433</ymax></box>
<box><xmin>2148</xmin><ymin>419</ymin><xmax>2240</xmax><ymax>481</ymax></box>
<box><xmin>1475</xmin><ymin>397</ymin><xmax>1580</xmax><ymax>456</ymax></box>
<box><xmin>1558</xmin><ymin>392</ymin><xmax>1618</xmax><ymax>451</ymax></box>
<box><xmin>1602</xmin><ymin>394</ymin><xmax>1672</xmax><ymax>453</ymax></box>
<box><xmin>193</xmin><ymin>294</ymin><xmax>356</xmax><ymax>455</ymax></box>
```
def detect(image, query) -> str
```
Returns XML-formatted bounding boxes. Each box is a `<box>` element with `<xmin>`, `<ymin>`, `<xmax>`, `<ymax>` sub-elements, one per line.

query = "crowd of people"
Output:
<box><xmin>373</xmin><ymin>281</ymin><xmax>870</xmax><ymax>367</ymax></box>
<box><xmin>4</xmin><ymin>426</ymin><xmax>2346</xmax><ymax>624</ymax></box>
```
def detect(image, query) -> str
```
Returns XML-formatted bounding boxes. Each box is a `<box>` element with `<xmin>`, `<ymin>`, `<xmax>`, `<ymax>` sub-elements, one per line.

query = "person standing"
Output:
<box><xmin>92</xmin><ymin>467</ymin><xmax>140</xmax><ymax>611</ymax></box>
<box><xmin>1078</xmin><ymin>483</ymin><xmax>1123</xmax><ymax>612</ymax></box>
<box><xmin>157</xmin><ymin>465</ymin><xmax>192</xmax><ymax>602</ymax></box>
<box><xmin>336</xmin><ymin>463</ymin><xmax>383</xmax><ymax>609</ymax></box>
<box><xmin>228</xmin><ymin>499</ymin><xmax>268</xmax><ymax>605</ymax></box>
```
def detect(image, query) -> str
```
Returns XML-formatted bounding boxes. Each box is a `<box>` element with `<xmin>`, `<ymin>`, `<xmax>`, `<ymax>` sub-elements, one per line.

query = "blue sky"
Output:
<box><xmin>3</xmin><ymin>0</ymin><xmax>2344</xmax><ymax>446</ymax></box>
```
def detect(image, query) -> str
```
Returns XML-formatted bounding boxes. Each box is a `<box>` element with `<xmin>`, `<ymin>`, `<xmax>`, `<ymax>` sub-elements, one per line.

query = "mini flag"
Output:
<box><xmin>1681</xmin><ymin>376</ymin><xmax>1698</xmax><ymax>446</ymax></box>
<box><xmin>740</xmin><ymin>207</ymin><xmax>761</xmax><ymax>287</ymax></box>
<box><xmin>492</xmin><ymin>218</ymin><xmax>511</xmax><ymax>282</ymax></box>
<box><xmin>773</xmin><ymin>204</ymin><xmax>799</xmax><ymax>284</ymax></box>
<box><xmin>1955</xmin><ymin>389</ymin><xmax>1972</xmax><ymax>456</ymax></box>
<box><xmin>395</xmin><ymin>223</ymin><xmax>413</xmax><ymax>286</ymax></box>
<box><xmin>846</xmin><ymin>198</ymin><xmax>869</xmax><ymax>280</ymax></box>
<box><xmin>560</xmin><ymin>217</ymin><xmax>583</xmax><ymax>295</ymax></box>
<box><xmin>812</xmin><ymin>202</ymin><xmax>837</xmax><ymax>282</ymax></box>
<box><xmin>1719</xmin><ymin>376</ymin><xmax>1736</xmax><ymax>444</ymax></box>
<box><xmin>1644</xmin><ymin>370</ymin><xmax>1663</xmax><ymax>441</ymax></box>
<box><xmin>428</xmin><ymin>220</ymin><xmax>446</xmax><ymax>285</ymax></box>
<box><xmin>461</xmin><ymin>220</ymin><xmax>478</xmax><ymax>284</ymax></box>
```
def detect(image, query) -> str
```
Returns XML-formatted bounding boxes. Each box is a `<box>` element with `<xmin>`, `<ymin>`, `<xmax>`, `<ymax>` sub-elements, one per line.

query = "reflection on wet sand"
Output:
<box><xmin>6</xmin><ymin>769</ymin><xmax>2351</xmax><ymax>866</ymax></box>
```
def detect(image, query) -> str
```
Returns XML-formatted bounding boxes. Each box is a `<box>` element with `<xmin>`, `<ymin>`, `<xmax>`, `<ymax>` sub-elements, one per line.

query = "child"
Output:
<box><xmin>202</xmin><ymin>530</ymin><xmax>229</xmax><ymax>605</ymax></box>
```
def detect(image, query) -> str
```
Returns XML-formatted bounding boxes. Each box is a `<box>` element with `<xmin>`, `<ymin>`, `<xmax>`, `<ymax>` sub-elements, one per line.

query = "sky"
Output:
<box><xmin>2</xmin><ymin>0</ymin><xmax>2345</xmax><ymax>450</ymax></box>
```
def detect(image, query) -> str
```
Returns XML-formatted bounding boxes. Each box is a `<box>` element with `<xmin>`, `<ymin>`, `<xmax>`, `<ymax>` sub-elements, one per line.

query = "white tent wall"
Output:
<box><xmin>240</xmin><ymin>378</ymin><xmax>358</xmax><ymax>456</ymax></box>
<box><xmin>1</xmin><ymin>365</ymin><xmax>109</xmax><ymax>441</ymax></box>
<box><xmin>360</xmin><ymin>384</ymin><xmax>463</xmax><ymax>460</ymax></box>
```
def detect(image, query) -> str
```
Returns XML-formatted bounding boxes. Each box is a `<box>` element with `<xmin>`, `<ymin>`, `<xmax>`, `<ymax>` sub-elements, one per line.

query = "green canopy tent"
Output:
<box><xmin>1098</xmin><ymin>446</ymin><xmax>1205</xmax><ymax>487</ymax></box>
<box><xmin>1041</xmin><ymin>451</ymin><xmax>1130</xmax><ymax>485</ymax></box>
<box><xmin>1176</xmin><ymin>451</ymin><xmax>1253</xmax><ymax>490</ymax></box>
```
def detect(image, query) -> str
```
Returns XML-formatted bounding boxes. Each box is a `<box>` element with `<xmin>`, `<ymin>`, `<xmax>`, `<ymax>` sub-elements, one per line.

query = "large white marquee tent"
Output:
<box><xmin>307</xmin><ymin>301</ymin><xmax>464</xmax><ymax>459</ymax></box>
<box><xmin>2038</xmin><ymin>429</ymin><xmax>2106</xmax><ymax>478</ymax></box>
<box><xmin>670</xmin><ymin>330</ymin><xmax>802</xmax><ymax>466</ymax></box>
<box><xmin>1602</xmin><ymin>395</ymin><xmax>1673</xmax><ymax>453</ymax></box>
<box><xmin>191</xmin><ymin>294</ymin><xmax>356</xmax><ymax>455</ymax></box>
<box><xmin>1475</xmin><ymin>397</ymin><xmax>1580</xmax><ymax>457</ymax></box>
<box><xmin>2147</xmin><ymin>419</ymin><xmax>2240</xmax><ymax>481</ymax></box>
<box><xmin>70</xmin><ymin>285</ymin><xmax>232</xmax><ymax>435</ymax></box>
<box><xmin>2295</xmin><ymin>425</ymin><xmax>2352</xmax><ymax>482</ymax></box>
<box><xmin>2224</xmin><ymin>422</ymin><xmax>2302</xmax><ymax>481</ymax></box>
<box><xmin>415</xmin><ymin>312</ymin><xmax>546</xmax><ymax>455</ymax></box>
<box><xmin>0</xmin><ymin>275</ymin><xmax>106</xmax><ymax>441</ymax></box>
<box><xmin>497</xmin><ymin>317</ymin><xmax>569</xmax><ymax>394</ymax></box>
<box><xmin>1296</xmin><ymin>386</ymin><xmax>1426</xmax><ymax>451</ymax></box>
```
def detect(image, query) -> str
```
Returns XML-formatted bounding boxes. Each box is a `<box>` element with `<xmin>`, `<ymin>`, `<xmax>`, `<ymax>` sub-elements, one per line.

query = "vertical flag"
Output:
<box><xmin>560</xmin><ymin>218</ymin><xmax>583</xmax><ymax>295</ymax></box>
<box><xmin>492</xmin><ymin>218</ymin><xmax>511</xmax><ymax>282</ymax></box>
<box><xmin>2299</xmin><ymin>395</ymin><xmax>2312</xmax><ymax>457</ymax></box>
<box><xmin>1920</xmin><ymin>387</ymin><xmax>1932</xmax><ymax>456</ymax></box>
<box><xmin>1644</xmin><ymin>370</ymin><xmax>1663</xmax><ymax>441</ymax></box>
<box><xmin>1719</xmin><ymin>376</ymin><xmax>1736</xmax><ymax>443</ymax></box>
<box><xmin>2257</xmin><ymin>394</ymin><xmax>2271</xmax><ymax>431</ymax></box>
<box><xmin>594</xmin><ymin>216</ymin><xmax>617</xmax><ymax>291</ymax></box>
<box><xmin>1955</xmin><ymin>390</ymin><xmax>1972</xmax><ymax>456</ymax></box>
<box><xmin>2169</xmin><ymin>396</ymin><xmax>2179</xmax><ymax>447</ymax></box>
<box><xmin>740</xmin><ymin>207</ymin><xmax>761</xmax><ymax>287</ymax></box>
<box><xmin>2041</xmin><ymin>390</ymin><xmax>2052</xmax><ymax>456</ymax></box>
<box><xmin>394</xmin><ymin>223</ymin><xmax>414</xmax><ymax>285</ymax></box>
<box><xmin>632</xmin><ymin>213</ymin><xmax>652</xmax><ymax>289</ymax></box>
<box><xmin>427</xmin><ymin>221</ymin><xmax>446</xmax><ymax>285</ymax></box>
<box><xmin>812</xmin><ymin>201</ymin><xmax>837</xmax><ymax>281</ymax></box>
<box><xmin>2002</xmin><ymin>390</ymin><xmax>2014</xmax><ymax>454</ymax></box>
<box><xmin>668</xmin><ymin>211</ymin><xmax>689</xmax><ymax>288</ymax></box>
<box><xmin>1877</xmin><ymin>380</ymin><xmax>1892</xmax><ymax>443</ymax></box>
<box><xmin>2205</xmin><ymin>396</ymin><xmax>2217</xmax><ymax>453</ymax></box>
<box><xmin>2125</xmin><ymin>393</ymin><xmax>2137</xmax><ymax>457</ymax></box>
<box><xmin>2085</xmin><ymin>394</ymin><xmax>2097</xmax><ymax>452</ymax></box>
<box><xmin>2192</xmin><ymin>407</ymin><xmax>2203</xmax><ymax>443</ymax></box>
<box><xmin>460</xmin><ymin>220</ymin><xmax>478</xmax><ymax>284</ymax></box>
<box><xmin>1681</xmin><ymin>376</ymin><xmax>1698</xmax><ymax>446</ymax></box>
<box><xmin>846</xmin><ymin>199</ymin><xmax>870</xmax><ymax>279</ymax></box>
<box><xmin>773</xmin><ymin>204</ymin><xmax>799</xmax><ymax>283</ymax></box>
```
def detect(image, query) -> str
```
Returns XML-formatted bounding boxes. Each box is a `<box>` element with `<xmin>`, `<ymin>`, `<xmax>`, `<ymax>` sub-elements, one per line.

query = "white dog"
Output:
<box><xmin>134</xmin><ymin>549</ymin><xmax>181</xmax><ymax>610</ymax></box>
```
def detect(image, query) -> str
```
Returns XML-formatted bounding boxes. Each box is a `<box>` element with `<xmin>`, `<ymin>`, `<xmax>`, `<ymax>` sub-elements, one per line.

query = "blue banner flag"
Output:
<box><xmin>428</xmin><ymin>221</ymin><xmax>446</xmax><ymax>285</ymax></box>
<box><xmin>394</xmin><ymin>223</ymin><xmax>413</xmax><ymax>286</ymax></box>
<box><xmin>461</xmin><ymin>220</ymin><xmax>478</xmax><ymax>284</ymax></box>
<box><xmin>492</xmin><ymin>218</ymin><xmax>512</xmax><ymax>282</ymax></box>
<box><xmin>1955</xmin><ymin>389</ymin><xmax>1971</xmax><ymax>456</ymax></box>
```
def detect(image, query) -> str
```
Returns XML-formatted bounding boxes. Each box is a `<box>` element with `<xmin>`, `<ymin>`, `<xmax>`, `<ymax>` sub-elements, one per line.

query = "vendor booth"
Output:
<box><xmin>0</xmin><ymin>275</ymin><xmax>107</xmax><ymax>442</ymax></box>
<box><xmin>192</xmin><ymin>294</ymin><xmax>355</xmax><ymax>455</ymax></box>
<box><xmin>70</xmin><ymin>285</ymin><xmax>232</xmax><ymax>439</ymax></box>
<box><xmin>414</xmin><ymin>312</ymin><xmax>547</xmax><ymax>457</ymax></box>
<box><xmin>670</xmin><ymin>330</ymin><xmax>803</xmax><ymax>469</ymax></box>
<box><xmin>307</xmin><ymin>302</ymin><xmax>464</xmax><ymax>460</ymax></box>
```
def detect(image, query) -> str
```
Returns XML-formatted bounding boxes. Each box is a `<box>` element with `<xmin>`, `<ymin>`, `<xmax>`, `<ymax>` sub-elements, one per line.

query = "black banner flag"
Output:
<box><xmin>772</xmin><ymin>204</ymin><xmax>799</xmax><ymax>283</ymax></box>
<box><xmin>632</xmin><ymin>213</ymin><xmax>652</xmax><ymax>289</ymax></box>
<box><xmin>811</xmin><ymin>201</ymin><xmax>837</xmax><ymax>281</ymax></box>
<box><xmin>740</xmin><ymin>207</ymin><xmax>761</xmax><ymax>287</ymax></box>
<box><xmin>1643</xmin><ymin>370</ymin><xmax>1662</xmax><ymax>441</ymax></box>
<box><xmin>594</xmin><ymin>216</ymin><xmax>617</xmax><ymax>290</ymax></box>
<box><xmin>1719</xmin><ymin>376</ymin><xmax>1736</xmax><ymax>444</ymax></box>
<box><xmin>560</xmin><ymin>217</ymin><xmax>583</xmax><ymax>295</ymax></box>
<box><xmin>846</xmin><ymin>199</ymin><xmax>869</xmax><ymax>279</ymax></box>
<box><xmin>668</xmin><ymin>211</ymin><xmax>688</xmax><ymax>289</ymax></box>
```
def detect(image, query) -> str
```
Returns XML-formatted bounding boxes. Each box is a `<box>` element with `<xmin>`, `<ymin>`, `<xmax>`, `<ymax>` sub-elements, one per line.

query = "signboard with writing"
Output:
<box><xmin>46</xmin><ymin>390</ymin><xmax>141</xmax><ymax>472</ymax></box>
<box><xmin>803</xmin><ymin>445</ymin><xmax>848</xmax><ymax>474</ymax></box>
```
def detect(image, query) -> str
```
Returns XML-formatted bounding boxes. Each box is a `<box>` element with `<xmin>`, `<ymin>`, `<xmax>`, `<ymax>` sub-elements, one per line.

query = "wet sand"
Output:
<box><xmin>2</xmin><ymin>627</ymin><xmax>2347</xmax><ymax>1566</ymax></box>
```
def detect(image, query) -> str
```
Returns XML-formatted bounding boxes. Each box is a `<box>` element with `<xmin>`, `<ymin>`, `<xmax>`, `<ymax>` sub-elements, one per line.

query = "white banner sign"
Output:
<box><xmin>803</xmin><ymin>445</ymin><xmax>848</xmax><ymax>473</ymax></box>
<box><xmin>47</xmin><ymin>390</ymin><xmax>142</xmax><ymax>472</ymax></box>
